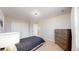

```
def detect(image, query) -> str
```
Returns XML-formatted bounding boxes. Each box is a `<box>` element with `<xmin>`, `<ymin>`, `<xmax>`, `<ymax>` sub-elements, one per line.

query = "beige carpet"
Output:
<box><xmin>36</xmin><ymin>40</ymin><xmax>63</xmax><ymax>51</ymax></box>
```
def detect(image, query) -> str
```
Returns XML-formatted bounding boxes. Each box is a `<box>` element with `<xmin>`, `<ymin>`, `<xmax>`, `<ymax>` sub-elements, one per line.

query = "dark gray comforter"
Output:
<box><xmin>15</xmin><ymin>36</ymin><xmax>45</xmax><ymax>51</ymax></box>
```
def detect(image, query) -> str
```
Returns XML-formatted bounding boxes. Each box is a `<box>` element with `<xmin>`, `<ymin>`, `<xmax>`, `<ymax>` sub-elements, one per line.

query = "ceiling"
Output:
<box><xmin>0</xmin><ymin>7</ymin><xmax>71</xmax><ymax>22</ymax></box>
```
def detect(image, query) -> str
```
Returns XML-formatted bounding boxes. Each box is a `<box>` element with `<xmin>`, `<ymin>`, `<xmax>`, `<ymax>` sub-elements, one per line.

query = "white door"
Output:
<box><xmin>33</xmin><ymin>24</ymin><xmax>38</xmax><ymax>36</ymax></box>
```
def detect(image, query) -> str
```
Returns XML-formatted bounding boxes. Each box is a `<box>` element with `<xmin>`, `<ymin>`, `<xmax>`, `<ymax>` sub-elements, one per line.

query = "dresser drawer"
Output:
<box><xmin>55</xmin><ymin>29</ymin><xmax>70</xmax><ymax>36</ymax></box>
<box><xmin>55</xmin><ymin>33</ymin><xmax>69</xmax><ymax>40</ymax></box>
<box><xmin>55</xmin><ymin>40</ymin><xmax>68</xmax><ymax>50</ymax></box>
<box><xmin>55</xmin><ymin>34</ymin><xmax>68</xmax><ymax>40</ymax></box>
<box><xmin>55</xmin><ymin>37</ymin><xmax>67</xmax><ymax>45</ymax></box>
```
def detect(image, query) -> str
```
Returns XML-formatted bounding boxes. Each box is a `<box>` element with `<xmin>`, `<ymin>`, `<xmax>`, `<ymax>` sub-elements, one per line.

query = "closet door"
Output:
<box><xmin>11</xmin><ymin>21</ymin><xmax>29</xmax><ymax>38</ymax></box>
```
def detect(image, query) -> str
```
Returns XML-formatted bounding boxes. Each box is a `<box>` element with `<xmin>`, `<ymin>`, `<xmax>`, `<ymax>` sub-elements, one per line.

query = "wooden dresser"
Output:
<box><xmin>55</xmin><ymin>29</ymin><xmax>72</xmax><ymax>51</ymax></box>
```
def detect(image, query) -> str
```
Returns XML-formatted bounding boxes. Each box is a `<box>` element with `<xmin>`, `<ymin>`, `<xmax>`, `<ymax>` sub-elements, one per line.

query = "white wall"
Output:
<box><xmin>38</xmin><ymin>13</ymin><xmax>71</xmax><ymax>42</ymax></box>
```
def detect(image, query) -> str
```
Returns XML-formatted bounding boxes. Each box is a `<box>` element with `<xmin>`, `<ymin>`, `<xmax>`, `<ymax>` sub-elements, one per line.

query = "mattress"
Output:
<box><xmin>15</xmin><ymin>36</ymin><xmax>45</xmax><ymax>51</ymax></box>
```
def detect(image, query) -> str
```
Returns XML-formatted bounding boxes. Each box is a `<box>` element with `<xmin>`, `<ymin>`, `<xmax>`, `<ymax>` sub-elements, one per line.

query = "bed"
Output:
<box><xmin>15</xmin><ymin>36</ymin><xmax>45</xmax><ymax>51</ymax></box>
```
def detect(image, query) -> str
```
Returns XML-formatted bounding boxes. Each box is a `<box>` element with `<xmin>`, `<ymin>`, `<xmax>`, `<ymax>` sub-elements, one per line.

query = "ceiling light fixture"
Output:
<box><xmin>33</xmin><ymin>10</ymin><xmax>40</xmax><ymax>16</ymax></box>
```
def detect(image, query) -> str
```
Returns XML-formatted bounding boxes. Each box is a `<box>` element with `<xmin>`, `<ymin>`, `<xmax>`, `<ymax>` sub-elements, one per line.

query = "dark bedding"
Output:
<box><xmin>15</xmin><ymin>36</ymin><xmax>45</xmax><ymax>51</ymax></box>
